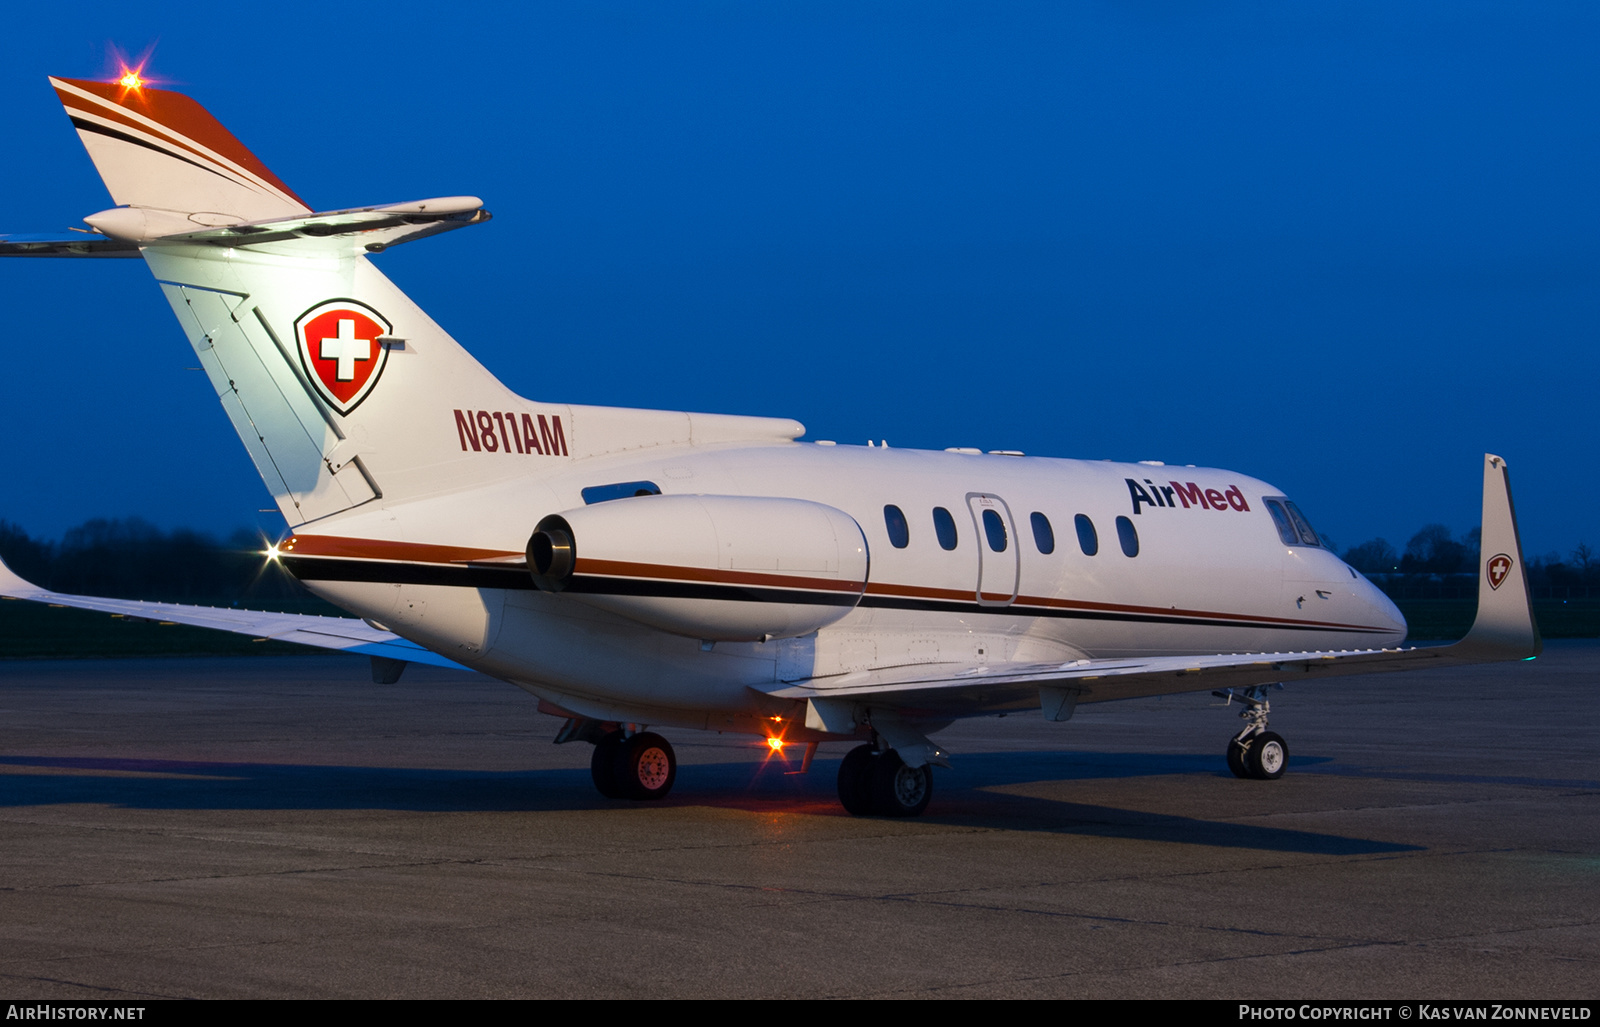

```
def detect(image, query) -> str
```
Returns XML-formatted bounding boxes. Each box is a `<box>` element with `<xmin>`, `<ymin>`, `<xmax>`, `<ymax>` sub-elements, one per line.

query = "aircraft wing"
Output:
<box><xmin>765</xmin><ymin>453</ymin><xmax>1541</xmax><ymax>725</ymax></box>
<box><xmin>0</xmin><ymin>553</ymin><xmax>468</xmax><ymax>671</ymax></box>
<box><xmin>763</xmin><ymin>642</ymin><xmax>1503</xmax><ymax>719</ymax></box>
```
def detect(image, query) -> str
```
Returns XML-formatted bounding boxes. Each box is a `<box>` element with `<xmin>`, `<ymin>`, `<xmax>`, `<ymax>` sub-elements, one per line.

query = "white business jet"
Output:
<box><xmin>0</xmin><ymin>74</ymin><xmax>1541</xmax><ymax>816</ymax></box>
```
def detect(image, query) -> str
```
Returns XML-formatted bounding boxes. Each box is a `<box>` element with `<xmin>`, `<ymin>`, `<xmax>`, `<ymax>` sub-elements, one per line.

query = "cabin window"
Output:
<box><xmin>884</xmin><ymin>505</ymin><xmax>910</xmax><ymax>549</ymax></box>
<box><xmin>982</xmin><ymin>509</ymin><xmax>1008</xmax><ymax>553</ymax></box>
<box><xmin>932</xmin><ymin>507</ymin><xmax>958</xmax><ymax>550</ymax></box>
<box><xmin>1030</xmin><ymin>512</ymin><xmax>1055</xmax><ymax>554</ymax></box>
<box><xmin>1116</xmin><ymin>516</ymin><xmax>1139</xmax><ymax>558</ymax></box>
<box><xmin>1075</xmin><ymin>514</ymin><xmax>1098</xmax><ymax>556</ymax></box>
<box><xmin>581</xmin><ymin>481</ymin><xmax>661</xmax><ymax>504</ymax></box>
<box><xmin>1264</xmin><ymin>497</ymin><xmax>1324</xmax><ymax>547</ymax></box>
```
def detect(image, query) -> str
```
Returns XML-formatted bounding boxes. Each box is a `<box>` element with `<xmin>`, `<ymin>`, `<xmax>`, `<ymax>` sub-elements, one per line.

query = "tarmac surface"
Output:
<box><xmin>0</xmin><ymin>642</ymin><xmax>1596</xmax><ymax>999</ymax></box>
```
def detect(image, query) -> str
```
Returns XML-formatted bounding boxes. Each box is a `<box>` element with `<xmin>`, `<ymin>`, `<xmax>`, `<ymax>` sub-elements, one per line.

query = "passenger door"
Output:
<box><xmin>966</xmin><ymin>493</ymin><xmax>1019</xmax><ymax>606</ymax></box>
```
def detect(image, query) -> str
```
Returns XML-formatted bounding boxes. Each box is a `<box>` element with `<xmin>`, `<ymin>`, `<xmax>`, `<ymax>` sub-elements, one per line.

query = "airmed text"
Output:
<box><xmin>1128</xmin><ymin>478</ymin><xmax>1250</xmax><ymax>515</ymax></box>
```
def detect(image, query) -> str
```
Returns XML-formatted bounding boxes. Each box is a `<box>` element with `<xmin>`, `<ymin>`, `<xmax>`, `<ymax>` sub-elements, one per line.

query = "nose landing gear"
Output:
<box><xmin>1215</xmin><ymin>685</ymin><xmax>1289</xmax><ymax>780</ymax></box>
<box><xmin>1227</xmin><ymin>729</ymin><xmax>1288</xmax><ymax>780</ymax></box>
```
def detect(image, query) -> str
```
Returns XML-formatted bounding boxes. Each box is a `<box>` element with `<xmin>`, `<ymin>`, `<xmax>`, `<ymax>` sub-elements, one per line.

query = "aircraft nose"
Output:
<box><xmin>1366</xmin><ymin>582</ymin><xmax>1407</xmax><ymax>642</ymax></box>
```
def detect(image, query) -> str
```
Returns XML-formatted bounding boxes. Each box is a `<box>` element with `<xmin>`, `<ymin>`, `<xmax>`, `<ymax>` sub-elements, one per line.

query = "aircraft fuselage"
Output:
<box><xmin>288</xmin><ymin>440</ymin><xmax>1405</xmax><ymax>734</ymax></box>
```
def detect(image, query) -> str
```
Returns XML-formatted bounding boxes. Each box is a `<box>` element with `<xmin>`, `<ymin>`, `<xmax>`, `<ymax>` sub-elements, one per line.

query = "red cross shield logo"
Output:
<box><xmin>295</xmin><ymin>299</ymin><xmax>393</xmax><ymax>415</ymax></box>
<box><xmin>1486</xmin><ymin>553</ymin><xmax>1513</xmax><ymax>591</ymax></box>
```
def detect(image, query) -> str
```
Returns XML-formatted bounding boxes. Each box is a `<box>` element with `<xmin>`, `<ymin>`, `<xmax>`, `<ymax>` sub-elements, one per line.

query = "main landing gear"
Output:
<box><xmin>1215</xmin><ymin>685</ymin><xmax>1289</xmax><ymax>781</ymax></box>
<box><xmin>569</xmin><ymin>719</ymin><xmax>937</xmax><ymax>814</ymax></box>
<box><xmin>591</xmin><ymin>729</ymin><xmax>677</xmax><ymax>800</ymax></box>
<box><xmin>836</xmin><ymin>743</ymin><xmax>933</xmax><ymax>817</ymax></box>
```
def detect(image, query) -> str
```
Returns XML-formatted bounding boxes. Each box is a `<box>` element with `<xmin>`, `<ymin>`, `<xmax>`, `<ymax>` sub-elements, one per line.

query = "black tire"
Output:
<box><xmin>837</xmin><ymin>744</ymin><xmax>876</xmax><ymax>816</ymax></box>
<box><xmin>616</xmin><ymin>732</ymin><xmax>677</xmax><ymax>800</ymax></box>
<box><xmin>1245</xmin><ymin>731</ymin><xmax>1288</xmax><ymax>780</ymax></box>
<box><xmin>869</xmin><ymin>749</ymin><xmax>933</xmax><ymax>818</ymax></box>
<box><xmin>591</xmin><ymin>730</ymin><xmax>626</xmax><ymax>798</ymax></box>
<box><xmin>1226</xmin><ymin>737</ymin><xmax>1250</xmax><ymax>779</ymax></box>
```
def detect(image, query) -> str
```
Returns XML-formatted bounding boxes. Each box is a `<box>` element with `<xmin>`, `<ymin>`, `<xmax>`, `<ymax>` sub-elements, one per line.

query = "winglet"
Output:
<box><xmin>0</xmin><ymin>550</ymin><xmax>48</xmax><ymax>599</ymax></box>
<box><xmin>1449</xmin><ymin>454</ymin><xmax>1542</xmax><ymax>661</ymax></box>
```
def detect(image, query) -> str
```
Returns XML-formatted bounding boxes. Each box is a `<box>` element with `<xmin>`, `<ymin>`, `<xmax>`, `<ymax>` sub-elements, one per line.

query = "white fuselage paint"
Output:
<box><xmin>295</xmin><ymin>440</ymin><xmax>1405</xmax><ymax>735</ymax></box>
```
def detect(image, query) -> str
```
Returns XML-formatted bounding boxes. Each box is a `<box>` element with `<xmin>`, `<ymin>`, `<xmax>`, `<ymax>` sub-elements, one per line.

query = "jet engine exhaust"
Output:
<box><xmin>527</xmin><ymin>516</ymin><xmax>575</xmax><ymax>591</ymax></box>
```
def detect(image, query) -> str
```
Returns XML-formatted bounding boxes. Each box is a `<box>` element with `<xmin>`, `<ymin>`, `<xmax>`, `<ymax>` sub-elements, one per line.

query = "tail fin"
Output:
<box><xmin>50</xmin><ymin>77</ymin><xmax>309</xmax><ymax>223</ymax></box>
<box><xmin>49</xmin><ymin>76</ymin><xmax>579</xmax><ymax>528</ymax></box>
<box><xmin>38</xmin><ymin>76</ymin><xmax>804</xmax><ymax>532</ymax></box>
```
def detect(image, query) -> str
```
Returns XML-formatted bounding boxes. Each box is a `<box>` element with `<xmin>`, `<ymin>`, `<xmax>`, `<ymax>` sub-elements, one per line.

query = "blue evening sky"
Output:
<box><xmin>1</xmin><ymin>2</ymin><xmax>1595</xmax><ymax>560</ymax></box>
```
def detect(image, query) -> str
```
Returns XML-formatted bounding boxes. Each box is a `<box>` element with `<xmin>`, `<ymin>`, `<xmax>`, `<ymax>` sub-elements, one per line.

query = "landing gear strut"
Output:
<box><xmin>1215</xmin><ymin>685</ymin><xmax>1289</xmax><ymax>781</ymax></box>
<box><xmin>837</xmin><ymin>743</ymin><xmax>933</xmax><ymax>817</ymax></box>
<box><xmin>591</xmin><ymin>729</ymin><xmax>677</xmax><ymax>800</ymax></box>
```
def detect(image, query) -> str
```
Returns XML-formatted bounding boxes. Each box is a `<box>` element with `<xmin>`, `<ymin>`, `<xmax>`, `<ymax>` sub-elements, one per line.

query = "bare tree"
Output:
<box><xmin>1343</xmin><ymin>538</ymin><xmax>1398</xmax><ymax>574</ymax></box>
<box><xmin>1403</xmin><ymin>524</ymin><xmax>1468</xmax><ymax>574</ymax></box>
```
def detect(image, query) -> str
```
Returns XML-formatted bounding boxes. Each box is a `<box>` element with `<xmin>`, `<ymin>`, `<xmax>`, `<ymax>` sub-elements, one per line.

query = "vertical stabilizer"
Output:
<box><xmin>137</xmin><ymin>239</ymin><xmax>568</xmax><ymax>526</ymax></box>
<box><xmin>49</xmin><ymin>77</ymin><xmax>308</xmax><ymax>222</ymax></box>
<box><xmin>41</xmin><ymin>76</ymin><xmax>801</xmax><ymax>530</ymax></box>
<box><xmin>48</xmin><ymin>76</ymin><xmax>574</xmax><ymax>527</ymax></box>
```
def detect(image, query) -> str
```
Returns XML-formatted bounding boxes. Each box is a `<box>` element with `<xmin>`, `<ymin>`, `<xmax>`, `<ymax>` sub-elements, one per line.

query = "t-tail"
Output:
<box><xmin>3</xmin><ymin>77</ymin><xmax>802</xmax><ymax>529</ymax></box>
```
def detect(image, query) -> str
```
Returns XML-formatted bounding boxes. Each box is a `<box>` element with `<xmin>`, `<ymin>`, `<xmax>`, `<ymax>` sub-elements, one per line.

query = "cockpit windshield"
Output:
<box><xmin>1264</xmin><ymin>497</ymin><xmax>1324</xmax><ymax>548</ymax></box>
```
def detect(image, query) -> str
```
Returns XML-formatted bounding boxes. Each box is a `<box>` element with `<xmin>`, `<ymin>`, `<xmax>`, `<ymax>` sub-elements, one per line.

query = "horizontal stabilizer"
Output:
<box><xmin>85</xmin><ymin>196</ymin><xmax>491</xmax><ymax>253</ymax></box>
<box><xmin>0</xmin><ymin>233</ymin><xmax>140</xmax><ymax>258</ymax></box>
<box><xmin>0</xmin><ymin>551</ymin><xmax>468</xmax><ymax>671</ymax></box>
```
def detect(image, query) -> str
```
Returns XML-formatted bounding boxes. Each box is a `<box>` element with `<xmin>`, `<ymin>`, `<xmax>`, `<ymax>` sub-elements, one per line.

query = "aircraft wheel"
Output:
<box><xmin>869</xmin><ymin>749</ymin><xmax>933</xmax><ymax>818</ymax></box>
<box><xmin>1226</xmin><ymin>737</ymin><xmax>1250</xmax><ymax>779</ymax></box>
<box><xmin>616</xmin><ymin>732</ymin><xmax>677</xmax><ymax>800</ymax></box>
<box><xmin>1245</xmin><ymin>731</ymin><xmax>1288</xmax><ymax>780</ymax></box>
<box><xmin>591</xmin><ymin>730</ymin><xmax>626</xmax><ymax>798</ymax></box>
<box><xmin>837</xmin><ymin>744</ymin><xmax>876</xmax><ymax>816</ymax></box>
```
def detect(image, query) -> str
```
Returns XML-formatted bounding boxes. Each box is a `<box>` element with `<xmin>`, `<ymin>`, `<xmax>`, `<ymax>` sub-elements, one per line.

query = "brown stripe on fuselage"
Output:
<box><xmin>282</xmin><ymin>534</ymin><xmax>1389</xmax><ymax>633</ymax></box>
<box><xmin>280</xmin><ymin>534</ymin><xmax>520</xmax><ymax>564</ymax></box>
<box><xmin>860</xmin><ymin>579</ymin><xmax>1389</xmax><ymax>632</ymax></box>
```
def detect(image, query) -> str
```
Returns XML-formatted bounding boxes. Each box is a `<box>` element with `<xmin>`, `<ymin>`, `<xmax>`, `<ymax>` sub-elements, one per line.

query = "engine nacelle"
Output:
<box><xmin>526</xmin><ymin>494</ymin><xmax>869</xmax><ymax>642</ymax></box>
